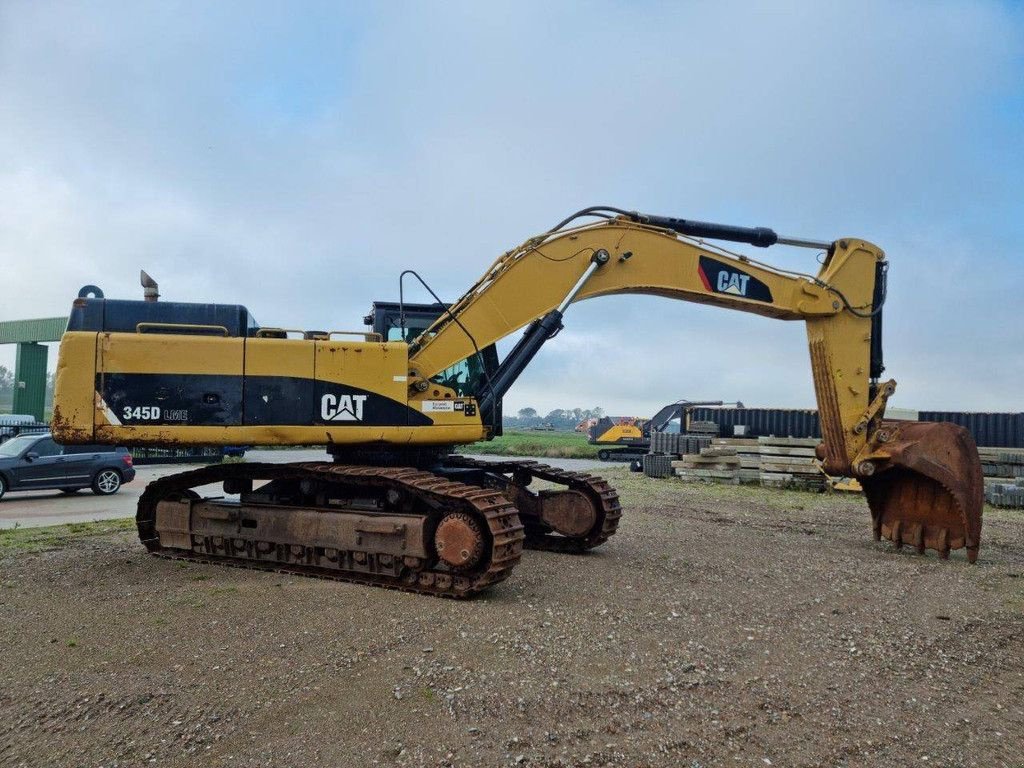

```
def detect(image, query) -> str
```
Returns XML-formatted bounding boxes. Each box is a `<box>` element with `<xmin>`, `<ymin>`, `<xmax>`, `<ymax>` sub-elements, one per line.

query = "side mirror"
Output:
<box><xmin>24</xmin><ymin>451</ymin><xmax>39</xmax><ymax>462</ymax></box>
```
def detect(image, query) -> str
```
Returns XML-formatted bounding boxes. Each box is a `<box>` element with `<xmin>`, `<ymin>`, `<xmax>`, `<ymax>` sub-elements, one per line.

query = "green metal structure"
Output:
<box><xmin>0</xmin><ymin>317</ymin><xmax>68</xmax><ymax>421</ymax></box>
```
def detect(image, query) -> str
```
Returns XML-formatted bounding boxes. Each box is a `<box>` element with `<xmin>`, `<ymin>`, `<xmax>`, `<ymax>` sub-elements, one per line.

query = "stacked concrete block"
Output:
<box><xmin>653</xmin><ymin>432</ymin><xmax>1024</xmax><ymax>504</ymax></box>
<box><xmin>756</xmin><ymin>437</ymin><xmax>825</xmax><ymax>491</ymax></box>
<box><xmin>671</xmin><ymin>446</ymin><xmax>741</xmax><ymax>485</ymax></box>
<box><xmin>979</xmin><ymin>448</ymin><xmax>1024</xmax><ymax>508</ymax></box>
<box><xmin>649</xmin><ymin>432</ymin><xmax>712</xmax><ymax>456</ymax></box>
<box><xmin>650</xmin><ymin>431</ymin><xmax>680</xmax><ymax>455</ymax></box>
<box><xmin>644</xmin><ymin>430</ymin><xmax>717</xmax><ymax>480</ymax></box>
<box><xmin>670</xmin><ymin>436</ymin><xmax>826</xmax><ymax>491</ymax></box>
<box><xmin>642</xmin><ymin>453</ymin><xmax>675</xmax><ymax>479</ymax></box>
<box><xmin>687</xmin><ymin>420</ymin><xmax>720</xmax><ymax>436</ymax></box>
<box><xmin>682</xmin><ymin>435</ymin><xmax>714</xmax><ymax>455</ymax></box>
<box><xmin>986</xmin><ymin>480</ymin><xmax>1024</xmax><ymax>508</ymax></box>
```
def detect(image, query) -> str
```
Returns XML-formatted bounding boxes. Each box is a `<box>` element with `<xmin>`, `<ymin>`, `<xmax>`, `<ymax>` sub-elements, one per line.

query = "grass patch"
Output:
<box><xmin>0</xmin><ymin>518</ymin><xmax>136</xmax><ymax>555</ymax></box>
<box><xmin>466</xmin><ymin>430</ymin><xmax>601</xmax><ymax>459</ymax></box>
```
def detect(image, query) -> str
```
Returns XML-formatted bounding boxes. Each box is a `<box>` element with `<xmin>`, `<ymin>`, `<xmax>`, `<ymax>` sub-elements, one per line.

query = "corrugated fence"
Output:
<box><xmin>689</xmin><ymin>408</ymin><xmax>821</xmax><ymax>440</ymax></box>
<box><xmin>918</xmin><ymin>412</ymin><xmax>1024</xmax><ymax>449</ymax></box>
<box><xmin>689</xmin><ymin>408</ymin><xmax>1024</xmax><ymax>448</ymax></box>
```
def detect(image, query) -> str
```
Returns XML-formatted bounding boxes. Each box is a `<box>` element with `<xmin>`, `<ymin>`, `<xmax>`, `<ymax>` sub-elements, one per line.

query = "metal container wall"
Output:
<box><xmin>691</xmin><ymin>408</ymin><xmax>1024</xmax><ymax>448</ymax></box>
<box><xmin>918</xmin><ymin>411</ymin><xmax>1024</xmax><ymax>449</ymax></box>
<box><xmin>689</xmin><ymin>408</ymin><xmax>821</xmax><ymax>439</ymax></box>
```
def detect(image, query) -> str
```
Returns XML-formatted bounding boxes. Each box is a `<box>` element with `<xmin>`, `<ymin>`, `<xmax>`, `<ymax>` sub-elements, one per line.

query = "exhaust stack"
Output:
<box><xmin>141</xmin><ymin>270</ymin><xmax>159</xmax><ymax>302</ymax></box>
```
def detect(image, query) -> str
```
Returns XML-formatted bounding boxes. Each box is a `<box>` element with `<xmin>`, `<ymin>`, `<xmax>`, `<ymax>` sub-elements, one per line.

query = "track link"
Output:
<box><xmin>442</xmin><ymin>456</ymin><xmax>622</xmax><ymax>552</ymax></box>
<box><xmin>137</xmin><ymin>462</ymin><xmax>525</xmax><ymax>598</ymax></box>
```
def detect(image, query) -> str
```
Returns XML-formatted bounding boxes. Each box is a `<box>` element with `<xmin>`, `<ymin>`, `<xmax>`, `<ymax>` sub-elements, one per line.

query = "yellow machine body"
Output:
<box><xmin>589</xmin><ymin>421</ymin><xmax>645</xmax><ymax>446</ymax></box>
<box><xmin>54</xmin><ymin>333</ymin><xmax>484</xmax><ymax>448</ymax></box>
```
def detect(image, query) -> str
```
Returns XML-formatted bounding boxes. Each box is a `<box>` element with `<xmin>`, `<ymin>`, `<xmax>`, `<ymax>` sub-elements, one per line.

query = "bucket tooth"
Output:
<box><xmin>913</xmin><ymin>523</ymin><xmax>925</xmax><ymax>555</ymax></box>
<box><xmin>861</xmin><ymin>421</ymin><xmax>983</xmax><ymax>562</ymax></box>
<box><xmin>938</xmin><ymin>528</ymin><xmax>950</xmax><ymax>560</ymax></box>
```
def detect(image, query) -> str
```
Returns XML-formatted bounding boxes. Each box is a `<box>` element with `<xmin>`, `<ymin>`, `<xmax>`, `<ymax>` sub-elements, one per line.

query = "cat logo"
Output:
<box><xmin>321</xmin><ymin>393</ymin><xmax>368</xmax><ymax>421</ymax></box>
<box><xmin>716</xmin><ymin>271</ymin><xmax>750</xmax><ymax>296</ymax></box>
<box><xmin>698</xmin><ymin>256</ymin><xmax>774</xmax><ymax>303</ymax></box>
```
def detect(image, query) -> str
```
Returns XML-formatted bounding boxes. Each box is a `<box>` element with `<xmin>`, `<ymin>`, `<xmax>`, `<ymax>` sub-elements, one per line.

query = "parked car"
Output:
<box><xmin>0</xmin><ymin>433</ymin><xmax>136</xmax><ymax>500</ymax></box>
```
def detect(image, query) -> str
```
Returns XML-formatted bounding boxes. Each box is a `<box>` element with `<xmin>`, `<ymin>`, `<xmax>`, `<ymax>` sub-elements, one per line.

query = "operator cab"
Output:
<box><xmin>365</xmin><ymin>301</ymin><xmax>501</xmax><ymax>428</ymax></box>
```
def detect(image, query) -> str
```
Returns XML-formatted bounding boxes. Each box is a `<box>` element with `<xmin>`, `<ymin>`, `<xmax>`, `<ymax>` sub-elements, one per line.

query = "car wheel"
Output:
<box><xmin>92</xmin><ymin>469</ymin><xmax>122</xmax><ymax>496</ymax></box>
<box><xmin>0</xmin><ymin>474</ymin><xmax>6</xmax><ymax>501</ymax></box>
<box><xmin>60</xmin><ymin>488</ymin><xmax>82</xmax><ymax>495</ymax></box>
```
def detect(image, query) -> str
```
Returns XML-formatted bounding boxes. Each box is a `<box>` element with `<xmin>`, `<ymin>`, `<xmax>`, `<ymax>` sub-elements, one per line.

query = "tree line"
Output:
<box><xmin>505</xmin><ymin>406</ymin><xmax>605</xmax><ymax>431</ymax></box>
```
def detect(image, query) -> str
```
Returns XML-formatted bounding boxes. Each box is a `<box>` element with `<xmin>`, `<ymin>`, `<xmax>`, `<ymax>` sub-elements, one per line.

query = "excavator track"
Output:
<box><xmin>136</xmin><ymin>462</ymin><xmax>525</xmax><ymax>598</ymax></box>
<box><xmin>442</xmin><ymin>456</ymin><xmax>622</xmax><ymax>552</ymax></box>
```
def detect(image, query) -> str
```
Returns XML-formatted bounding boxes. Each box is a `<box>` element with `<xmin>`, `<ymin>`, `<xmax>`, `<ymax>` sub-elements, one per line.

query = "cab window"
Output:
<box><xmin>431</xmin><ymin>355</ymin><xmax>488</xmax><ymax>398</ymax></box>
<box><xmin>386</xmin><ymin>326</ymin><xmax>426</xmax><ymax>344</ymax></box>
<box><xmin>385</xmin><ymin>321</ymin><xmax>485</xmax><ymax>398</ymax></box>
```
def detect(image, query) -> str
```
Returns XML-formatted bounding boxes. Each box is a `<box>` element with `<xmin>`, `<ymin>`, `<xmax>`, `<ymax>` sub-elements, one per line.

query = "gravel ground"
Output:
<box><xmin>1</xmin><ymin>469</ymin><xmax>1021</xmax><ymax>768</ymax></box>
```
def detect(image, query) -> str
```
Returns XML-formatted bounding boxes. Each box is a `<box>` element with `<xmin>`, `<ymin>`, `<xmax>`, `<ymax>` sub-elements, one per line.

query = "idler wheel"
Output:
<box><xmin>539</xmin><ymin>490</ymin><xmax>597</xmax><ymax>537</ymax></box>
<box><xmin>434</xmin><ymin>512</ymin><xmax>486</xmax><ymax>570</ymax></box>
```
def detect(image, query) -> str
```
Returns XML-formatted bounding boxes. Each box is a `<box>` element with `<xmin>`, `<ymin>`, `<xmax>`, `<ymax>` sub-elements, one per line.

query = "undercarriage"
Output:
<box><xmin>137</xmin><ymin>456</ymin><xmax>622</xmax><ymax>597</ymax></box>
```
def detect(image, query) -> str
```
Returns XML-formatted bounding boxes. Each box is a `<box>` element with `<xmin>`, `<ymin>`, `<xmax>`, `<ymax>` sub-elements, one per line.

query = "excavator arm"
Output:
<box><xmin>408</xmin><ymin>210</ymin><xmax>982</xmax><ymax>560</ymax></box>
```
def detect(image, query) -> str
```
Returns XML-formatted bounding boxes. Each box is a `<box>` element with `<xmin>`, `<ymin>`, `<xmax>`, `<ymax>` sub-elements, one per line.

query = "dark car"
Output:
<box><xmin>0</xmin><ymin>433</ymin><xmax>136</xmax><ymax>500</ymax></box>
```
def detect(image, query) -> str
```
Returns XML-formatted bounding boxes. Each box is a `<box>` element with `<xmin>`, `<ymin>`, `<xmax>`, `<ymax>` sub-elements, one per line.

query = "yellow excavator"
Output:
<box><xmin>588</xmin><ymin>400</ymin><xmax>744</xmax><ymax>461</ymax></box>
<box><xmin>51</xmin><ymin>207</ymin><xmax>984</xmax><ymax>596</ymax></box>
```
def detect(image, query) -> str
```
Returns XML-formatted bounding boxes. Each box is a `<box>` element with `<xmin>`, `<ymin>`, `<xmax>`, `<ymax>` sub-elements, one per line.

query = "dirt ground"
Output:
<box><xmin>1</xmin><ymin>469</ymin><xmax>1021</xmax><ymax>768</ymax></box>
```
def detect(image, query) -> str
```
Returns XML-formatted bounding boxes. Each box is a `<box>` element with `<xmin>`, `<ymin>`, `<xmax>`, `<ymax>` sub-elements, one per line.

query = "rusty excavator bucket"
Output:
<box><xmin>859</xmin><ymin>421</ymin><xmax>984</xmax><ymax>562</ymax></box>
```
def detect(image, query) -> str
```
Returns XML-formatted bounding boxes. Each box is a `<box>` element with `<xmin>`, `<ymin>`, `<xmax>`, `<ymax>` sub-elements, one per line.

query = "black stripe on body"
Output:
<box><xmin>97</xmin><ymin>373</ymin><xmax>433</xmax><ymax>427</ymax></box>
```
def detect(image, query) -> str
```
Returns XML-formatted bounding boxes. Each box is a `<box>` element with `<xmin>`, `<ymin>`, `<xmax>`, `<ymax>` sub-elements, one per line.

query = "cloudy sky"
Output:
<box><xmin>1</xmin><ymin>1</ymin><xmax>1021</xmax><ymax>418</ymax></box>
